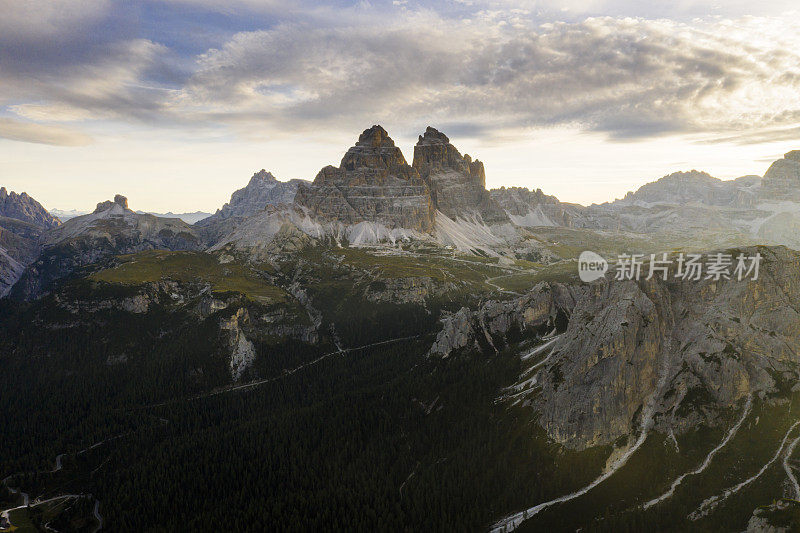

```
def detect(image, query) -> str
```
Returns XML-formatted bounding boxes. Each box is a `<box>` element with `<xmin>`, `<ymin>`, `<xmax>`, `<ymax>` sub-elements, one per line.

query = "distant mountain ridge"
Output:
<box><xmin>8</xmin><ymin>130</ymin><xmax>800</xmax><ymax>299</ymax></box>
<box><xmin>52</xmin><ymin>208</ymin><xmax>212</xmax><ymax>224</ymax></box>
<box><xmin>11</xmin><ymin>195</ymin><xmax>202</xmax><ymax>299</ymax></box>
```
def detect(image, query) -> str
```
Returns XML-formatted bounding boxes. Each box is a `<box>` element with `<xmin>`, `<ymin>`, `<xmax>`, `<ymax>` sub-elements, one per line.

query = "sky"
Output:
<box><xmin>3</xmin><ymin>1</ymin><xmax>800</xmax><ymax>213</ymax></box>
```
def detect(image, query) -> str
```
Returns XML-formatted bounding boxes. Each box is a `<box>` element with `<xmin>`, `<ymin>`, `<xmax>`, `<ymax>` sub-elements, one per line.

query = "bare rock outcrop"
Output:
<box><xmin>93</xmin><ymin>194</ymin><xmax>129</xmax><ymax>214</ymax></box>
<box><xmin>760</xmin><ymin>151</ymin><xmax>800</xmax><ymax>201</ymax></box>
<box><xmin>431</xmin><ymin>246</ymin><xmax>800</xmax><ymax>451</ymax></box>
<box><xmin>197</xmin><ymin>169</ymin><xmax>308</xmax><ymax>245</ymax></box>
<box><xmin>413</xmin><ymin>127</ymin><xmax>508</xmax><ymax>224</ymax></box>
<box><xmin>537</xmin><ymin>247</ymin><xmax>800</xmax><ymax>449</ymax></box>
<box><xmin>428</xmin><ymin>282</ymin><xmax>579</xmax><ymax>357</ymax></box>
<box><xmin>220</xmin><ymin>307</ymin><xmax>256</xmax><ymax>381</ymax></box>
<box><xmin>296</xmin><ymin>125</ymin><xmax>435</xmax><ymax>232</ymax></box>
<box><xmin>0</xmin><ymin>187</ymin><xmax>60</xmax><ymax>229</ymax></box>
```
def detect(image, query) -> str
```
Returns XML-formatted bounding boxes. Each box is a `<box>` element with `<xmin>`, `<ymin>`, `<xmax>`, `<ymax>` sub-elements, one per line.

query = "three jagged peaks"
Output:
<box><xmin>295</xmin><ymin>124</ymin><xmax>507</xmax><ymax>232</ymax></box>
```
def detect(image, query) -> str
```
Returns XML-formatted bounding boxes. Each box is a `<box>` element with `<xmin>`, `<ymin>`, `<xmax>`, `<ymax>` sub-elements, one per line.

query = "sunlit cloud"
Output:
<box><xmin>0</xmin><ymin>118</ymin><xmax>92</xmax><ymax>146</ymax></box>
<box><xmin>2</xmin><ymin>0</ymin><xmax>800</xmax><ymax>211</ymax></box>
<box><xmin>170</xmin><ymin>13</ymin><xmax>800</xmax><ymax>142</ymax></box>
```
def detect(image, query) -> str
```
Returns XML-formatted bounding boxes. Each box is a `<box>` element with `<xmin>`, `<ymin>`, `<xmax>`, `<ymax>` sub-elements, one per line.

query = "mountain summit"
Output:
<box><xmin>197</xmin><ymin>169</ymin><xmax>307</xmax><ymax>231</ymax></box>
<box><xmin>413</xmin><ymin>126</ymin><xmax>507</xmax><ymax>223</ymax></box>
<box><xmin>93</xmin><ymin>194</ymin><xmax>130</xmax><ymax>214</ymax></box>
<box><xmin>295</xmin><ymin>125</ymin><xmax>435</xmax><ymax>232</ymax></box>
<box><xmin>0</xmin><ymin>187</ymin><xmax>60</xmax><ymax>228</ymax></box>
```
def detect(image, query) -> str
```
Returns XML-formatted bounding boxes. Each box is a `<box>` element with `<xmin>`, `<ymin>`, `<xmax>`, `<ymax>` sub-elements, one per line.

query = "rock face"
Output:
<box><xmin>428</xmin><ymin>283</ymin><xmax>579</xmax><ymax>357</ymax></box>
<box><xmin>93</xmin><ymin>194</ymin><xmax>129</xmax><ymax>214</ymax></box>
<box><xmin>295</xmin><ymin>125</ymin><xmax>435</xmax><ymax>232</ymax></box>
<box><xmin>0</xmin><ymin>188</ymin><xmax>59</xmax><ymax>295</ymax></box>
<box><xmin>760</xmin><ymin>151</ymin><xmax>800</xmax><ymax>201</ymax></box>
<box><xmin>412</xmin><ymin>127</ymin><xmax>507</xmax><ymax>223</ymax></box>
<box><xmin>220</xmin><ymin>307</ymin><xmax>256</xmax><ymax>381</ymax></box>
<box><xmin>197</xmin><ymin>169</ymin><xmax>308</xmax><ymax>245</ymax></box>
<box><xmin>491</xmin><ymin>186</ymin><xmax>587</xmax><ymax>227</ymax></box>
<box><xmin>197</xmin><ymin>170</ymin><xmax>306</xmax><ymax>227</ymax></box>
<box><xmin>0</xmin><ymin>187</ymin><xmax>60</xmax><ymax>229</ymax></box>
<box><xmin>544</xmin><ymin>257</ymin><xmax>793</xmax><ymax>450</ymax></box>
<box><xmin>0</xmin><ymin>246</ymin><xmax>25</xmax><ymax>297</ymax></box>
<box><xmin>432</xmin><ymin>246</ymin><xmax>800</xmax><ymax>451</ymax></box>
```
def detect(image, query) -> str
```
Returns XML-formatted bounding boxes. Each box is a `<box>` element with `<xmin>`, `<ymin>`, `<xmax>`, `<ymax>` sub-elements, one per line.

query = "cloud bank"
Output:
<box><xmin>2</xmin><ymin>1</ymin><xmax>800</xmax><ymax>145</ymax></box>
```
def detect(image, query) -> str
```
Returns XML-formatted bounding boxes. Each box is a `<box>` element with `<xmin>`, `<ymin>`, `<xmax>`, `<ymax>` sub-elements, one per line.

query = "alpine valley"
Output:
<box><xmin>4</xmin><ymin>126</ymin><xmax>800</xmax><ymax>532</ymax></box>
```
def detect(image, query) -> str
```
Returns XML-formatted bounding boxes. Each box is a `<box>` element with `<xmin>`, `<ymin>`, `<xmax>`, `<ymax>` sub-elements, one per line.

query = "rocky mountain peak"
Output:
<box><xmin>784</xmin><ymin>150</ymin><xmax>800</xmax><ymax>162</ymax></box>
<box><xmin>295</xmin><ymin>126</ymin><xmax>434</xmax><ymax>232</ymax></box>
<box><xmin>196</xmin><ymin>169</ymin><xmax>306</xmax><ymax>231</ymax></box>
<box><xmin>356</xmin><ymin>124</ymin><xmax>392</xmax><ymax>148</ymax></box>
<box><xmin>410</xmin><ymin>127</ymin><xmax>506</xmax><ymax>223</ymax></box>
<box><xmin>0</xmin><ymin>186</ymin><xmax>61</xmax><ymax>229</ymax></box>
<box><xmin>417</xmin><ymin>126</ymin><xmax>450</xmax><ymax>146</ymax></box>
<box><xmin>761</xmin><ymin>151</ymin><xmax>800</xmax><ymax>200</ymax></box>
<box><xmin>93</xmin><ymin>194</ymin><xmax>130</xmax><ymax>214</ymax></box>
<box><xmin>250</xmin><ymin>169</ymin><xmax>277</xmax><ymax>184</ymax></box>
<box><xmin>412</xmin><ymin>126</ymin><xmax>485</xmax><ymax>187</ymax></box>
<box><xmin>340</xmin><ymin>125</ymin><xmax>409</xmax><ymax>173</ymax></box>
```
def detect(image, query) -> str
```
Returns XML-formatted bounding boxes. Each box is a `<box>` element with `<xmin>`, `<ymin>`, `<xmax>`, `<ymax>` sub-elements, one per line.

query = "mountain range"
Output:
<box><xmin>3</xmin><ymin>126</ymin><xmax>800</xmax><ymax>531</ymax></box>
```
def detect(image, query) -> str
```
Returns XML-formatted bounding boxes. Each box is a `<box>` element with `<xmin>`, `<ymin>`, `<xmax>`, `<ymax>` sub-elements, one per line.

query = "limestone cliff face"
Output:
<box><xmin>491</xmin><ymin>186</ymin><xmax>588</xmax><ymax>227</ymax></box>
<box><xmin>760</xmin><ymin>151</ymin><xmax>800</xmax><ymax>201</ymax></box>
<box><xmin>428</xmin><ymin>282</ymin><xmax>581</xmax><ymax>357</ymax></box>
<box><xmin>296</xmin><ymin>125</ymin><xmax>435</xmax><ymax>232</ymax></box>
<box><xmin>540</xmin><ymin>246</ymin><xmax>800</xmax><ymax>449</ymax></box>
<box><xmin>413</xmin><ymin>127</ymin><xmax>507</xmax><ymax>224</ymax></box>
<box><xmin>430</xmin><ymin>246</ymin><xmax>800</xmax><ymax>451</ymax></box>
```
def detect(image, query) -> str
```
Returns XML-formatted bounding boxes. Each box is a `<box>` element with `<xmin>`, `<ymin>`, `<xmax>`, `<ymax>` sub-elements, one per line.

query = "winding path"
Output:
<box><xmin>690</xmin><ymin>420</ymin><xmax>800</xmax><ymax>520</ymax></box>
<box><xmin>783</xmin><ymin>433</ymin><xmax>800</xmax><ymax>500</ymax></box>
<box><xmin>644</xmin><ymin>395</ymin><xmax>753</xmax><ymax>509</ymax></box>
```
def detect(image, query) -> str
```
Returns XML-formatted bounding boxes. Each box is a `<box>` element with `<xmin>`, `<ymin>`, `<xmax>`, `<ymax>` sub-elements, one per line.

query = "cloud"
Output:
<box><xmin>0</xmin><ymin>0</ymin><xmax>111</xmax><ymax>42</ymax></box>
<box><xmin>172</xmin><ymin>12</ymin><xmax>800</xmax><ymax>142</ymax></box>
<box><xmin>1</xmin><ymin>38</ymin><xmax>175</xmax><ymax>124</ymax></box>
<box><xmin>4</xmin><ymin>1</ymin><xmax>800</xmax><ymax>146</ymax></box>
<box><xmin>0</xmin><ymin>118</ymin><xmax>92</xmax><ymax>146</ymax></box>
